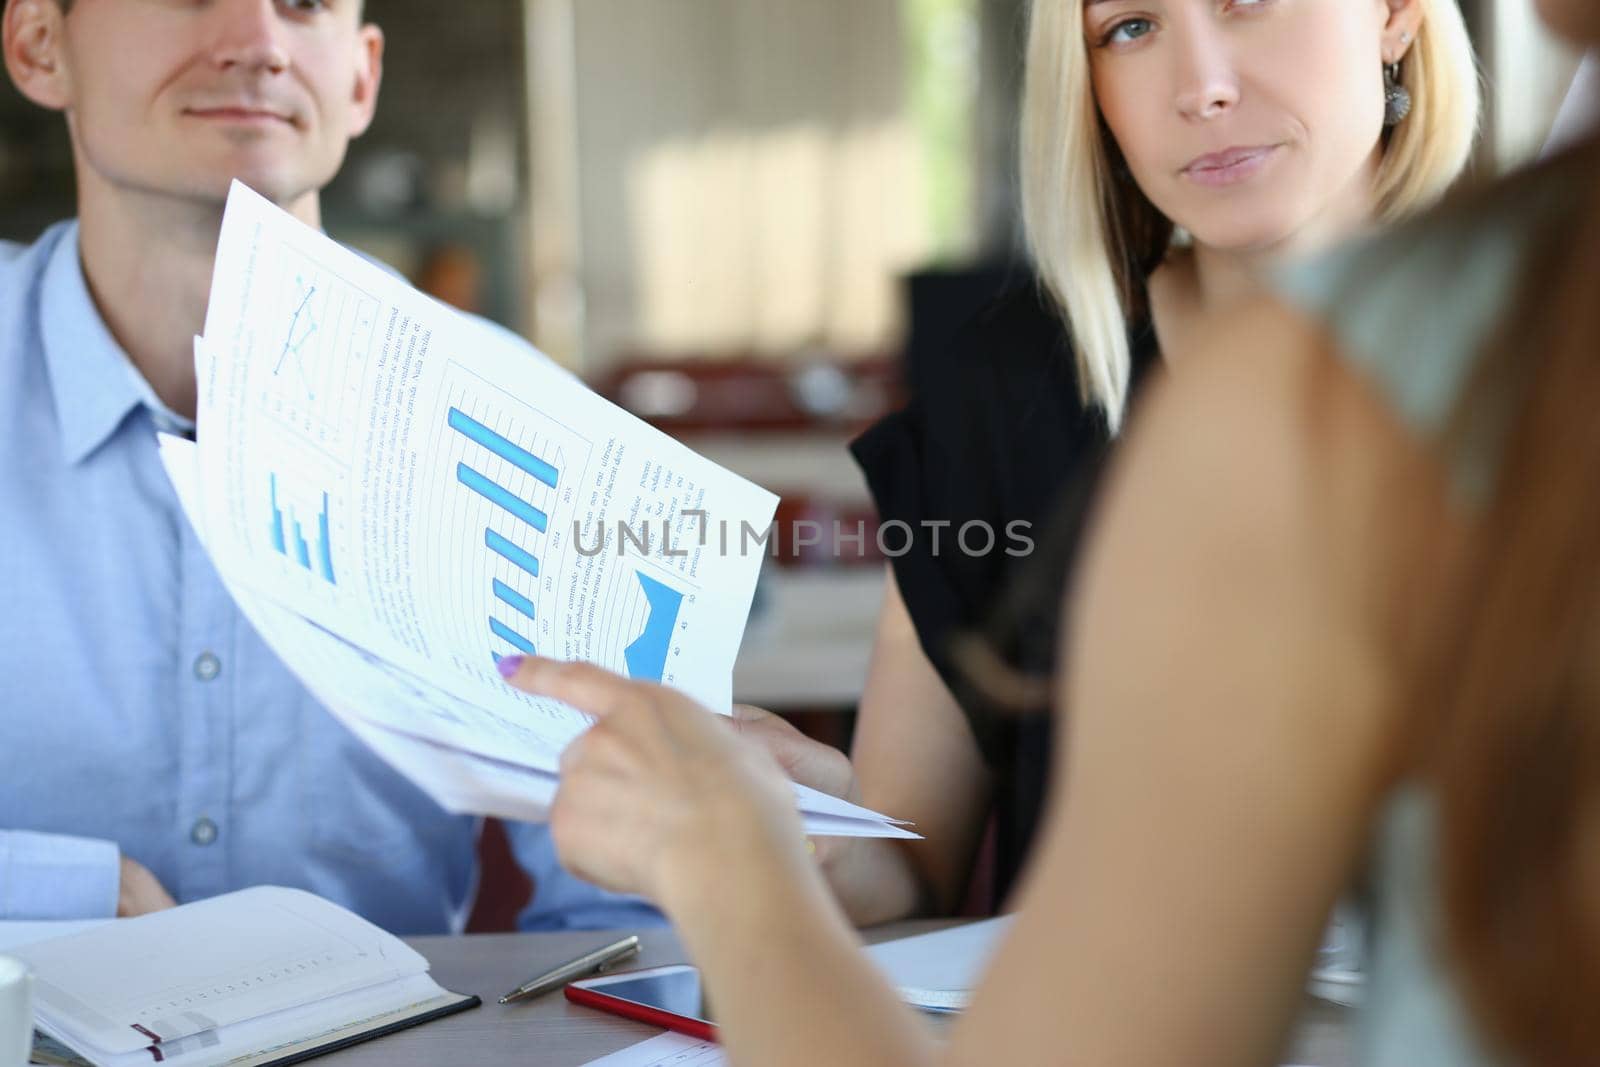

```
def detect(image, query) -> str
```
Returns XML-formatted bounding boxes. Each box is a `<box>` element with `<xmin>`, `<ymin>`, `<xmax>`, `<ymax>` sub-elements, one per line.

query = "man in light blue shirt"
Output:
<box><xmin>0</xmin><ymin>0</ymin><xmax>656</xmax><ymax>933</ymax></box>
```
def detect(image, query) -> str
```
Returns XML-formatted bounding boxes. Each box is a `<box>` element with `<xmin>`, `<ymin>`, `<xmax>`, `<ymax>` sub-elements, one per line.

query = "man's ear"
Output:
<box><xmin>1383</xmin><ymin>0</ymin><xmax>1425</xmax><ymax>63</ymax></box>
<box><xmin>4</xmin><ymin>0</ymin><xmax>71</xmax><ymax>111</ymax></box>
<box><xmin>346</xmin><ymin>22</ymin><xmax>383</xmax><ymax>139</ymax></box>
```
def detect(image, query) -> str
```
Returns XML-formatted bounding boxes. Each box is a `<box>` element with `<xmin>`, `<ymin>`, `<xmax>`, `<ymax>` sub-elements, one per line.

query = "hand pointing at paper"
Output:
<box><xmin>496</xmin><ymin>654</ymin><xmax>811</xmax><ymax>905</ymax></box>
<box><xmin>497</xmin><ymin>653</ymin><xmax>935</xmax><ymax>1067</ymax></box>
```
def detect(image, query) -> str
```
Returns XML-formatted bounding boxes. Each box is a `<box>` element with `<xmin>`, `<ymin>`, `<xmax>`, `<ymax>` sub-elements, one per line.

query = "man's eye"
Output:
<box><xmin>282</xmin><ymin>0</ymin><xmax>331</xmax><ymax>13</ymax></box>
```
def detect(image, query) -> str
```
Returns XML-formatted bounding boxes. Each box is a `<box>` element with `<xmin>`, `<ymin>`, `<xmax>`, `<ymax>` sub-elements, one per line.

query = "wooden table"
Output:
<box><xmin>318</xmin><ymin>922</ymin><xmax>1353</xmax><ymax>1066</ymax></box>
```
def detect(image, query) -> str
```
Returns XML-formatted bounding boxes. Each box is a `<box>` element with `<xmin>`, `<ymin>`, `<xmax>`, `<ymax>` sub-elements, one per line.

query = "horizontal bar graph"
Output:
<box><xmin>458</xmin><ymin>464</ymin><xmax>547</xmax><ymax>532</ymax></box>
<box><xmin>490</xmin><ymin>617</ymin><xmax>536</xmax><ymax>656</ymax></box>
<box><xmin>449</xmin><ymin>403</ymin><xmax>565</xmax><ymax>665</ymax></box>
<box><xmin>448</xmin><ymin>407</ymin><xmax>559</xmax><ymax>489</ymax></box>
<box><xmin>492</xmin><ymin>579</ymin><xmax>537</xmax><ymax>621</ymax></box>
<box><xmin>486</xmin><ymin>529</ymin><xmax>539</xmax><ymax>579</ymax></box>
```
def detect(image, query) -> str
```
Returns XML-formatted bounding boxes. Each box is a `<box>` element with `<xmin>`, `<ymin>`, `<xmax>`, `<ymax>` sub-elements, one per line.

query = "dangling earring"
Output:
<box><xmin>1383</xmin><ymin>60</ymin><xmax>1412</xmax><ymax>127</ymax></box>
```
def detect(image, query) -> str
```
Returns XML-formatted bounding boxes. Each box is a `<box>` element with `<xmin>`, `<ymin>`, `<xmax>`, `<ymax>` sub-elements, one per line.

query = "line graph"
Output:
<box><xmin>263</xmin><ymin>246</ymin><xmax>379</xmax><ymax>456</ymax></box>
<box><xmin>277</xmin><ymin>284</ymin><xmax>319</xmax><ymax>397</ymax></box>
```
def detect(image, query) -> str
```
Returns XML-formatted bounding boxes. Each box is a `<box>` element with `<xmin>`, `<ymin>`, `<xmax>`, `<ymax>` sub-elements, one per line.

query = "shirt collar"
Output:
<box><xmin>40</xmin><ymin>221</ymin><xmax>194</xmax><ymax>465</ymax></box>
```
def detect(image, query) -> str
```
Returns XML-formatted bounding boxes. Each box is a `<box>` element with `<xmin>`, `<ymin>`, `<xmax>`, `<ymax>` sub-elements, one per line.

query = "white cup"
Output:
<box><xmin>0</xmin><ymin>956</ymin><xmax>33</xmax><ymax>1067</ymax></box>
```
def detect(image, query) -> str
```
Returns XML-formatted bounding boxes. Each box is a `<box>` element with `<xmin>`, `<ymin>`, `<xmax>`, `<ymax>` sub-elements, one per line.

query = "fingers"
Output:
<box><xmin>729</xmin><ymin>712</ymin><xmax>855</xmax><ymax>798</ymax></box>
<box><xmin>118</xmin><ymin>856</ymin><xmax>177</xmax><ymax>917</ymax></box>
<box><xmin>729</xmin><ymin>703</ymin><xmax>802</xmax><ymax>742</ymax></box>
<box><xmin>497</xmin><ymin>655</ymin><xmax>643</xmax><ymax>719</ymax></box>
<box><xmin>731</xmin><ymin>703</ymin><xmax>777</xmax><ymax>723</ymax></box>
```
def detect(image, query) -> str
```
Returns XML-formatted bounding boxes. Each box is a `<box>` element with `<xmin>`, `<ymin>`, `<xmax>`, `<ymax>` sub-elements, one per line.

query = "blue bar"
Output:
<box><xmin>317</xmin><ymin>493</ymin><xmax>336</xmax><ymax>585</ymax></box>
<box><xmin>492</xmin><ymin>579</ymin><xmax>537</xmax><ymax>621</ymax></box>
<box><xmin>448</xmin><ymin>407</ymin><xmax>559</xmax><ymax>489</ymax></box>
<box><xmin>486</xmin><ymin>529</ymin><xmax>539</xmax><ymax>578</ymax></box>
<box><xmin>270</xmin><ymin>475</ymin><xmax>286</xmax><ymax>555</ymax></box>
<box><xmin>490</xmin><ymin>617</ymin><xmax>536</xmax><ymax>656</ymax></box>
<box><xmin>458</xmin><ymin>464</ymin><xmax>547</xmax><ymax>532</ymax></box>
<box><xmin>292</xmin><ymin>518</ymin><xmax>311</xmax><ymax>569</ymax></box>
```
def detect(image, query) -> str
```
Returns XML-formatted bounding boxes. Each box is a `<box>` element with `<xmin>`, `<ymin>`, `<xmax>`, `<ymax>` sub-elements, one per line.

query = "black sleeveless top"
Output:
<box><xmin>850</xmin><ymin>283</ymin><xmax>1161</xmax><ymax>905</ymax></box>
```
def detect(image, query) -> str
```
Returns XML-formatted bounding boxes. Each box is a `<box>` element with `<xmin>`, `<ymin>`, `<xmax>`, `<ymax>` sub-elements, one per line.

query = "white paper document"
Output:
<box><xmin>866</xmin><ymin>916</ymin><xmax>1013</xmax><ymax>1012</ymax></box>
<box><xmin>583</xmin><ymin>1031</ymin><xmax>725</xmax><ymax>1067</ymax></box>
<box><xmin>165</xmin><ymin>181</ymin><xmax>911</xmax><ymax>839</ymax></box>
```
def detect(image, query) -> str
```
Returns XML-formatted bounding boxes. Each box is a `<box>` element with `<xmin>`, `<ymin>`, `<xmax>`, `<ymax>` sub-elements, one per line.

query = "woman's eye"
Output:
<box><xmin>1103</xmin><ymin>17</ymin><xmax>1155</xmax><ymax>45</ymax></box>
<box><xmin>282</xmin><ymin>0</ymin><xmax>330</xmax><ymax>12</ymax></box>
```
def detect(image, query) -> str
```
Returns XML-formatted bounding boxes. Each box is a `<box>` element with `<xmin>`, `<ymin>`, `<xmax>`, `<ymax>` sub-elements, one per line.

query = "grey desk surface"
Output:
<box><xmin>319</xmin><ymin>921</ymin><xmax>1353</xmax><ymax>1066</ymax></box>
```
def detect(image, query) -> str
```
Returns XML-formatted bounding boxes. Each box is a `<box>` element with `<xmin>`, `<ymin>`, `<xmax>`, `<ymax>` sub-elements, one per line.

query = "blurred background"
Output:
<box><xmin>0</xmin><ymin>0</ymin><xmax>1587</xmax><ymax>727</ymax></box>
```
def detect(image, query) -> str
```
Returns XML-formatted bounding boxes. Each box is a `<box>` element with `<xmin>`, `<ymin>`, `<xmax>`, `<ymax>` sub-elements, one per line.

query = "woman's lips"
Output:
<box><xmin>1181</xmin><ymin>144</ymin><xmax>1281</xmax><ymax>188</ymax></box>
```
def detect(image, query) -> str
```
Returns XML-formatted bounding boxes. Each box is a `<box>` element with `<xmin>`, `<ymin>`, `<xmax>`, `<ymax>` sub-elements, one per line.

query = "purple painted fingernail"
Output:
<box><xmin>497</xmin><ymin>655</ymin><xmax>524</xmax><ymax>679</ymax></box>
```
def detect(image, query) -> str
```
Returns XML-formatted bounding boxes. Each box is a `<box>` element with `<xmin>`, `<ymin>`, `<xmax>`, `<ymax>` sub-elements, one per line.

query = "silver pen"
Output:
<box><xmin>498</xmin><ymin>934</ymin><xmax>642</xmax><ymax>1004</ymax></box>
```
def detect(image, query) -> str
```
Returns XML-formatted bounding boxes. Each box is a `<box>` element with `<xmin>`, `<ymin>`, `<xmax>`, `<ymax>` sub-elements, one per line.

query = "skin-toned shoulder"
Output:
<box><xmin>935</xmin><ymin>291</ymin><xmax>1462</xmax><ymax>1065</ymax></box>
<box><xmin>1180</xmin><ymin>290</ymin><xmax>1459</xmax><ymax>651</ymax></box>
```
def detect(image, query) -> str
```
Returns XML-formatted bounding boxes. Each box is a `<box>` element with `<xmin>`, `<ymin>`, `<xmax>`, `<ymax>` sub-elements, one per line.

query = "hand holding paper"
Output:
<box><xmin>162</xmin><ymin>181</ymin><xmax>910</xmax><ymax>840</ymax></box>
<box><xmin>500</xmin><ymin>654</ymin><xmax>817</xmax><ymax>902</ymax></box>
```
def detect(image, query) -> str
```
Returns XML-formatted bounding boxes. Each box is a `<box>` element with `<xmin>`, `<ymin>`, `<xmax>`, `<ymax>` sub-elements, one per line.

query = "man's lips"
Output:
<box><xmin>1180</xmin><ymin>144</ymin><xmax>1280</xmax><ymax>187</ymax></box>
<box><xmin>183</xmin><ymin>105</ymin><xmax>296</xmax><ymax>126</ymax></box>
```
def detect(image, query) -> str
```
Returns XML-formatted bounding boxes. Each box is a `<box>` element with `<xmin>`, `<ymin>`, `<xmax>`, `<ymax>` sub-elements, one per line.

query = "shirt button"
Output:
<box><xmin>193</xmin><ymin>652</ymin><xmax>221</xmax><ymax>682</ymax></box>
<box><xmin>191</xmin><ymin>817</ymin><xmax>219</xmax><ymax>846</ymax></box>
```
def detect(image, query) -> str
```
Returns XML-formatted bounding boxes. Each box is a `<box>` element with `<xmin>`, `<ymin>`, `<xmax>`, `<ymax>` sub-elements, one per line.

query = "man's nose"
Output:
<box><xmin>205</xmin><ymin>0</ymin><xmax>292</xmax><ymax>76</ymax></box>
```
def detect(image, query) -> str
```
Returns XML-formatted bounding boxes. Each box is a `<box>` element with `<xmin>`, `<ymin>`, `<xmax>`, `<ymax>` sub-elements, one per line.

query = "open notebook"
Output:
<box><xmin>7</xmin><ymin>887</ymin><xmax>477</xmax><ymax>1067</ymax></box>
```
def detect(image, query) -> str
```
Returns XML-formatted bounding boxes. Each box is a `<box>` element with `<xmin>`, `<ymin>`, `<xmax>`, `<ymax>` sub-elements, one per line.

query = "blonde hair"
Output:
<box><xmin>1020</xmin><ymin>0</ymin><xmax>1480</xmax><ymax>431</ymax></box>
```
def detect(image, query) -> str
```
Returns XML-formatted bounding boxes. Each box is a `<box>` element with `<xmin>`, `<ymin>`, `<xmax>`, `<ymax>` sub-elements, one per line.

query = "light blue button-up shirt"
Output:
<box><xmin>0</xmin><ymin>221</ymin><xmax>659</xmax><ymax>934</ymax></box>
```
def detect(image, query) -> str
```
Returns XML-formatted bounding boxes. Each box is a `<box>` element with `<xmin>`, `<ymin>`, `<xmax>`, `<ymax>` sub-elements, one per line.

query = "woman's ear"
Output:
<box><xmin>1383</xmin><ymin>0</ymin><xmax>1426</xmax><ymax>63</ymax></box>
<box><xmin>3</xmin><ymin>0</ymin><xmax>72</xmax><ymax>112</ymax></box>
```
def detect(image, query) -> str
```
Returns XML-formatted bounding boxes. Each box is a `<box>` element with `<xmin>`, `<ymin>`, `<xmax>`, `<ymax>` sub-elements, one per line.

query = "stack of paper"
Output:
<box><xmin>8</xmin><ymin>887</ymin><xmax>476</xmax><ymax>1067</ymax></box>
<box><xmin>160</xmin><ymin>181</ymin><xmax>911</xmax><ymax>840</ymax></box>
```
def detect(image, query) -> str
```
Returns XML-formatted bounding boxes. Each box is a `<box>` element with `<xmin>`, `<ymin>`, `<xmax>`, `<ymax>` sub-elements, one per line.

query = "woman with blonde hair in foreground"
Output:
<box><xmin>733</xmin><ymin>0</ymin><xmax>1480</xmax><ymax>928</ymax></box>
<box><xmin>498</xmin><ymin>0</ymin><xmax>1600</xmax><ymax>1063</ymax></box>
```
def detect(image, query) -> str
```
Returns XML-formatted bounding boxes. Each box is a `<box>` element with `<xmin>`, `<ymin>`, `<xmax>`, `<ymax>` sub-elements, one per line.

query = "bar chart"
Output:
<box><xmin>446</xmin><ymin>404</ymin><xmax>562</xmax><ymax>662</ymax></box>
<box><xmin>269</xmin><ymin>473</ymin><xmax>337</xmax><ymax>585</ymax></box>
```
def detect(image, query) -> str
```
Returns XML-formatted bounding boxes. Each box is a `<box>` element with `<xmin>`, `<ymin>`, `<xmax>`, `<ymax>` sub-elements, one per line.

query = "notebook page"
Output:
<box><xmin>13</xmin><ymin>887</ymin><xmax>427</xmax><ymax>1055</ymax></box>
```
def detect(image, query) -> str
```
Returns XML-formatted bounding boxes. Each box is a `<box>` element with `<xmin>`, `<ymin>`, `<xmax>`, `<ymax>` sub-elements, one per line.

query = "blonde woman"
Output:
<box><xmin>736</xmin><ymin>0</ymin><xmax>1481</xmax><ymax>924</ymax></box>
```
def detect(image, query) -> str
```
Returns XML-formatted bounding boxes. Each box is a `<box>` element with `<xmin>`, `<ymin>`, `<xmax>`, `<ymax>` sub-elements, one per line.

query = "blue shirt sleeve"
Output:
<box><xmin>503</xmin><ymin>822</ymin><xmax>666</xmax><ymax>932</ymax></box>
<box><xmin>0</xmin><ymin>830</ymin><xmax>120</xmax><ymax>920</ymax></box>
